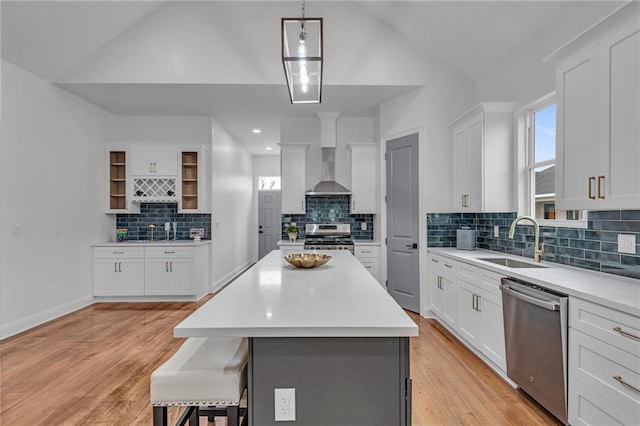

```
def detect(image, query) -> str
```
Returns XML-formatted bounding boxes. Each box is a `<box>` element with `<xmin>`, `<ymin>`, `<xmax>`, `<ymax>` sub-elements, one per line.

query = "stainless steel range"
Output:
<box><xmin>304</xmin><ymin>224</ymin><xmax>354</xmax><ymax>253</ymax></box>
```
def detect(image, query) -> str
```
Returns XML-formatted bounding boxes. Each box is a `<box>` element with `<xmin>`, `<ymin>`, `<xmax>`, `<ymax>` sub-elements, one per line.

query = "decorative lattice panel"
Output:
<box><xmin>133</xmin><ymin>178</ymin><xmax>177</xmax><ymax>201</ymax></box>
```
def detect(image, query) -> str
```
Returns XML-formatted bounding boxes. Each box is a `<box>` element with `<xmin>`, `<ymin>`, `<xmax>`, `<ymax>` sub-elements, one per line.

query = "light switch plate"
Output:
<box><xmin>494</xmin><ymin>226</ymin><xmax>499</xmax><ymax>238</ymax></box>
<box><xmin>618</xmin><ymin>234</ymin><xmax>636</xmax><ymax>254</ymax></box>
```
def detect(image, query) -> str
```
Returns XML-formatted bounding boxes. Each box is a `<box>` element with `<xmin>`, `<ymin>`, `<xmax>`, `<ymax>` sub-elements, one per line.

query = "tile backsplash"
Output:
<box><xmin>427</xmin><ymin>210</ymin><xmax>640</xmax><ymax>280</ymax></box>
<box><xmin>116</xmin><ymin>203</ymin><xmax>211</xmax><ymax>240</ymax></box>
<box><xmin>282</xmin><ymin>195</ymin><xmax>374</xmax><ymax>240</ymax></box>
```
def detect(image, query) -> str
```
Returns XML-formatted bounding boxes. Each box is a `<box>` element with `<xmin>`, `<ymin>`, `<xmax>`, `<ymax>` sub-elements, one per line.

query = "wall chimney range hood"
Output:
<box><xmin>307</xmin><ymin>113</ymin><xmax>351</xmax><ymax>196</ymax></box>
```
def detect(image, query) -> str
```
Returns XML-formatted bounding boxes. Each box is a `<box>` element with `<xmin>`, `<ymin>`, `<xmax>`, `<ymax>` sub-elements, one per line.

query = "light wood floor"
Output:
<box><xmin>0</xmin><ymin>300</ymin><xmax>557</xmax><ymax>425</ymax></box>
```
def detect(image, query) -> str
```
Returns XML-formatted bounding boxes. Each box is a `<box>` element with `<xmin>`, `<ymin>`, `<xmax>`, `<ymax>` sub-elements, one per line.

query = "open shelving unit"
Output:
<box><xmin>181</xmin><ymin>151</ymin><xmax>198</xmax><ymax>210</ymax></box>
<box><xmin>109</xmin><ymin>151</ymin><xmax>127</xmax><ymax>210</ymax></box>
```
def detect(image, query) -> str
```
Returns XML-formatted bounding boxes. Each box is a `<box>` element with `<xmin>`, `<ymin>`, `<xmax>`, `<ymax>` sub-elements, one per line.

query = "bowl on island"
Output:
<box><xmin>284</xmin><ymin>253</ymin><xmax>332</xmax><ymax>269</ymax></box>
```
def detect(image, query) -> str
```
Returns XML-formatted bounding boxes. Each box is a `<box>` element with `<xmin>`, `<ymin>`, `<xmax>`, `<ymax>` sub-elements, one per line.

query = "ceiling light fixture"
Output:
<box><xmin>265</xmin><ymin>147</ymin><xmax>273</xmax><ymax>151</ymax></box>
<box><xmin>281</xmin><ymin>1</ymin><xmax>323</xmax><ymax>104</ymax></box>
<box><xmin>252</xmin><ymin>129</ymin><xmax>262</xmax><ymax>134</ymax></box>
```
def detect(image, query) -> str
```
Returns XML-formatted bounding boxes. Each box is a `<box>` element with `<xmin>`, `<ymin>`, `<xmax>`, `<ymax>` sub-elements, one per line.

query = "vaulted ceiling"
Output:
<box><xmin>1</xmin><ymin>1</ymin><xmax>623</xmax><ymax>154</ymax></box>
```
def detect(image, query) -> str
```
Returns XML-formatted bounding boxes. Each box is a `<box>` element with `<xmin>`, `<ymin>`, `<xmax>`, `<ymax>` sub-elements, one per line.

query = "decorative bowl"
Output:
<box><xmin>284</xmin><ymin>253</ymin><xmax>332</xmax><ymax>269</ymax></box>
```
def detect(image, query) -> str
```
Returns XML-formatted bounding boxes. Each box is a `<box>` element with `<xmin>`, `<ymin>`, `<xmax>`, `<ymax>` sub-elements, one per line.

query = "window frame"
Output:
<box><xmin>524</xmin><ymin>93</ymin><xmax>587</xmax><ymax>229</ymax></box>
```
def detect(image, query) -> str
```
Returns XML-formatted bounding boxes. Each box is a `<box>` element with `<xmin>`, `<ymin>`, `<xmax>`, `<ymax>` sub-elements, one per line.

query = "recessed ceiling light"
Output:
<box><xmin>265</xmin><ymin>147</ymin><xmax>273</xmax><ymax>151</ymax></box>
<box><xmin>252</xmin><ymin>129</ymin><xmax>262</xmax><ymax>134</ymax></box>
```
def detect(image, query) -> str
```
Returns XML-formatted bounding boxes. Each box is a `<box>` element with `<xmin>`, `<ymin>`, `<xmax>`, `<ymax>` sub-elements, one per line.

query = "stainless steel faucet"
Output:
<box><xmin>508</xmin><ymin>216</ymin><xmax>544</xmax><ymax>262</ymax></box>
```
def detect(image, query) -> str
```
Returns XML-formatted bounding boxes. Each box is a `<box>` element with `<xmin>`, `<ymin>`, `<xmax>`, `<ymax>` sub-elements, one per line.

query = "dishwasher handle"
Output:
<box><xmin>500</xmin><ymin>283</ymin><xmax>560</xmax><ymax>311</ymax></box>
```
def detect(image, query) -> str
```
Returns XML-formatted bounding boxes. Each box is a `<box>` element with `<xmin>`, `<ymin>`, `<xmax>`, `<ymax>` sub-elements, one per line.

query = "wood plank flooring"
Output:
<box><xmin>0</xmin><ymin>301</ymin><xmax>557</xmax><ymax>425</ymax></box>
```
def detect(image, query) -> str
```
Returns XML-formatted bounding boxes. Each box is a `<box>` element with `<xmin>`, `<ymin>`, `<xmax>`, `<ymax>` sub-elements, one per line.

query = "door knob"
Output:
<box><xmin>406</xmin><ymin>243</ymin><xmax>418</xmax><ymax>249</ymax></box>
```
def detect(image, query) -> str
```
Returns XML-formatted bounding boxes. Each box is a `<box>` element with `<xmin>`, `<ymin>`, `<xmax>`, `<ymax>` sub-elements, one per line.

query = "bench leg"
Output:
<box><xmin>153</xmin><ymin>406</ymin><xmax>168</xmax><ymax>426</ymax></box>
<box><xmin>189</xmin><ymin>406</ymin><xmax>199</xmax><ymax>425</ymax></box>
<box><xmin>228</xmin><ymin>405</ymin><xmax>240</xmax><ymax>426</ymax></box>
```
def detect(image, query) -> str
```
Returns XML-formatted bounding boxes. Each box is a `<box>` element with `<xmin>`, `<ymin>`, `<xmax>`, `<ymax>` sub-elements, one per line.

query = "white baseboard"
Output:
<box><xmin>0</xmin><ymin>295</ymin><xmax>94</xmax><ymax>340</ymax></box>
<box><xmin>211</xmin><ymin>258</ymin><xmax>255</xmax><ymax>293</ymax></box>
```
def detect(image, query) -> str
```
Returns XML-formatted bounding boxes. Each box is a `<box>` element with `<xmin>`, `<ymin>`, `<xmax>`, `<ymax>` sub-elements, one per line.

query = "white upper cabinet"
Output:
<box><xmin>555</xmin><ymin>5</ymin><xmax>640</xmax><ymax>210</ymax></box>
<box><xmin>281</xmin><ymin>144</ymin><xmax>308</xmax><ymax>214</ymax></box>
<box><xmin>348</xmin><ymin>144</ymin><xmax>377</xmax><ymax>214</ymax></box>
<box><xmin>130</xmin><ymin>147</ymin><xmax>178</xmax><ymax>176</ymax></box>
<box><xmin>451</xmin><ymin>102</ymin><xmax>515</xmax><ymax>212</ymax></box>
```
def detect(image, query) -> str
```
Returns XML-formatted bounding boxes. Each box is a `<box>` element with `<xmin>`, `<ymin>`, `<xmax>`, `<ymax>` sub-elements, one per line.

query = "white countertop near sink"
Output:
<box><xmin>92</xmin><ymin>240</ymin><xmax>211</xmax><ymax>247</ymax></box>
<box><xmin>428</xmin><ymin>248</ymin><xmax>640</xmax><ymax>317</ymax></box>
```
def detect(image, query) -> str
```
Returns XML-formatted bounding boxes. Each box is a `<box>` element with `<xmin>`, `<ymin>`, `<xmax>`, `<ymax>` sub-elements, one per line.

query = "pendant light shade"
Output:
<box><xmin>281</xmin><ymin>16</ymin><xmax>323</xmax><ymax>104</ymax></box>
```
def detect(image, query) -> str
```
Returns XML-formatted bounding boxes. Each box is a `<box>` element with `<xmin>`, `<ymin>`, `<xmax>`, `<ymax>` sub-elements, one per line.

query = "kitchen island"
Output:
<box><xmin>175</xmin><ymin>250</ymin><xmax>418</xmax><ymax>425</ymax></box>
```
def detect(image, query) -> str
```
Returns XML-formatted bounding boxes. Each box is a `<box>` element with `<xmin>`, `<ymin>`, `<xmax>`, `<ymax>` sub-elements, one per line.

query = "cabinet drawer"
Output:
<box><xmin>569</xmin><ymin>376</ymin><xmax>638</xmax><ymax>426</ymax></box>
<box><xmin>355</xmin><ymin>245</ymin><xmax>379</xmax><ymax>258</ymax></box>
<box><xmin>457</xmin><ymin>264</ymin><xmax>476</xmax><ymax>283</ymax></box>
<box><xmin>359</xmin><ymin>259</ymin><xmax>379</xmax><ymax>278</ymax></box>
<box><xmin>145</xmin><ymin>247</ymin><xmax>194</xmax><ymax>258</ymax></box>
<box><xmin>93</xmin><ymin>247</ymin><xmax>144</xmax><ymax>259</ymax></box>
<box><xmin>570</xmin><ymin>297</ymin><xmax>640</xmax><ymax>356</ymax></box>
<box><xmin>569</xmin><ymin>328</ymin><xmax>640</xmax><ymax>417</ymax></box>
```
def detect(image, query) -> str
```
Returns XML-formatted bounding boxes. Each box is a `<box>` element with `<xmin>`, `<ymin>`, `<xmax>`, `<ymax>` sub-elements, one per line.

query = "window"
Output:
<box><xmin>526</xmin><ymin>97</ymin><xmax>585</xmax><ymax>224</ymax></box>
<box><xmin>258</xmin><ymin>176</ymin><xmax>281</xmax><ymax>190</ymax></box>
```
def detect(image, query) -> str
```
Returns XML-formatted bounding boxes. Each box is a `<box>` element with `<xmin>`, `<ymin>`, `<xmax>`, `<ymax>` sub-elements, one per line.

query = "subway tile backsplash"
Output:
<box><xmin>116</xmin><ymin>203</ymin><xmax>211</xmax><ymax>240</ymax></box>
<box><xmin>427</xmin><ymin>210</ymin><xmax>640</xmax><ymax>280</ymax></box>
<box><xmin>282</xmin><ymin>195</ymin><xmax>374</xmax><ymax>240</ymax></box>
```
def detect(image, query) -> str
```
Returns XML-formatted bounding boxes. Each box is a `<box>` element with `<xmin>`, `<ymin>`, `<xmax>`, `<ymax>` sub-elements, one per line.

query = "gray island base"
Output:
<box><xmin>174</xmin><ymin>250</ymin><xmax>418</xmax><ymax>425</ymax></box>
<box><xmin>249</xmin><ymin>336</ymin><xmax>411</xmax><ymax>425</ymax></box>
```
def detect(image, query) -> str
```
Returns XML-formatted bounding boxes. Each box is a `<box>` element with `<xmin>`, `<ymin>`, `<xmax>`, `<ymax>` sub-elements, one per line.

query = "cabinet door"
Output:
<box><xmin>117</xmin><ymin>259</ymin><xmax>145</xmax><ymax>295</ymax></box>
<box><xmin>94</xmin><ymin>259</ymin><xmax>119</xmax><ymax>296</ymax></box>
<box><xmin>168</xmin><ymin>259</ymin><xmax>194</xmax><ymax>295</ymax></box>
<box><xmin>441</xmin><ymin>273</ymin><xmax>457</xmax><ymax>328</ymax></box>
<box><xmin>556</xmin><ymin>47</ymin><xmax>601</xmax><ymax>210</ymax></box>
<box><xmin>430</xmin><ymin>269</ymin><xmax>444</xmax><ymax>318</ymax></box>
<box><xmin>466</xmin><ymin>119</ymin><xmax>483</xmax><ymax>212</ymax></box>
<box><xmin>599</xmin><ymin>24</ymin><xmax>640</xmax><ymax>209</ymax></box>
<box><xmin>349</xmin><ymin>144</ymin><xmax>377</xmax><ymax>214</ymax></box>
<box><xmin>144</xmin><ymin>259</ymin><xmax>171</xmax><ymax>295</ymax></box>
<box><xmin>452</xmin><ymin>126</ymin><xmax>469</xmax><ymax>210</ymax></box>
<box><xmin>478</xmin><ymin>289</ymin><xmax>506</xmax><ymax>371</ymax></box>
<box><xmin>457</xmin><ymin>279</ymin><xmax>480</xmax><ymax>346</ymax></box>
<box><xmin>281</xmin><ymin>145</ymin><xmax>307</xmax><ymax>214</ymax></box>
<box><xmin>130</xmin><ymin>149</ymin><xmax>152</xmax><ymax>176</ymax></box>
<box><xmin>152</xmin><ymin>148</ymin><xmax>178</xmax><ymax>176</ymax></box>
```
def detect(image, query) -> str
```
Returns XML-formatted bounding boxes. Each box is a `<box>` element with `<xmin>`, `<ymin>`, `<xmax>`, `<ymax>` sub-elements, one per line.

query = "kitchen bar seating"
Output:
<box><xmin>150</xmin><ymin>337</ymin><xmax>248</xmax><ymax>426</ymax></box>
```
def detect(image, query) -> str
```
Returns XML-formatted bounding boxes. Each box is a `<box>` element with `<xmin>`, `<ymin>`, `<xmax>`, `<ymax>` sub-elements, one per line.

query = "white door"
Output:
<box><xmin>258</xmin><ymin>191</ymin><xmax>282</xmax><ymax>260</ymax></box>
<box><xmin>386</xmin><ymin>133</ymin><xmax>420</xmax><ymax>313</ymax></box>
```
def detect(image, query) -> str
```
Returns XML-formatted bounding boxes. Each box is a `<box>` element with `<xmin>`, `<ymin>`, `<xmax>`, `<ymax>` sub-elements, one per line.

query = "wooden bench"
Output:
<box><xmin>150</xmin><ymin>337</ymin><xmax>248</xmax><ymax>426</ymax></box>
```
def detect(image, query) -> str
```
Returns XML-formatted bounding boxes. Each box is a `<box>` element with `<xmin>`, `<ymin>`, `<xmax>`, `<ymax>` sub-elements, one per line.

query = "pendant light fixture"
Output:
<box><xmin>281</xmin><ymin>1</ymin><xmax>323</xmax><ymax>104</ymax></box>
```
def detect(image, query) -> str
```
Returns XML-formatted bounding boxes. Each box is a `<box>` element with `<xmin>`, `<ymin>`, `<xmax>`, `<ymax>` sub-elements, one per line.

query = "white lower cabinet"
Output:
<box><xmin>568</xmin><ymin>297</ymin><xmax>640</xmax><ymax>425</ymax></box>
<box><xmin>93</xmin><ymin>247</ymin><xmax>144</xmax><ymax>296</ymax></box>
<box><xmin>428</xmin><ymin>254</ymin><xmax>457</xmax><ymax>329</ymax></box>
<box><xmin>93</xmin><ymin>244</ymin><xmax>209</xmax><ymax>297</ymax></box>
<box><xmin>355</xmin><ymin>244</ymin><xmax>380</xmax><ymax>283</ymax></box>
<box><xmin>456</xmin><ymin>264</ymin><xmax>507</xmax><ymax>371</ymax></box>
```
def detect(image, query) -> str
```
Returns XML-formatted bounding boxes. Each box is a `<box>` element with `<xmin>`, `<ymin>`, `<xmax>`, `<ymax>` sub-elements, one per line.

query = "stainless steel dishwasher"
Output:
<box><xmin>500</xmin><ymin>277</ymin><xmax>569</xmax><ymax>425</ymax></box>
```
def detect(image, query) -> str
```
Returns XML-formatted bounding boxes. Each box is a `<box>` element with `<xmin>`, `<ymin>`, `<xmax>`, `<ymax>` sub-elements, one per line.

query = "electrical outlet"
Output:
<box><xmin>618</xmin><ymin>234</ymin><xmax>636</xmax><ymax>254</ymax></box>
<box><xmin>493</xmin><ymin>226</ymin><xmax>499</xmax><ymax>238</ymax></box>
<box><xmin>274</xmin><ymin>388</ymin><xmax>296</xmax><ymax>421</ymax></box>
<box><xmin>361</xmin><ymin>222</ymin><xmax>367</xmax><ymax>231</ymax></box>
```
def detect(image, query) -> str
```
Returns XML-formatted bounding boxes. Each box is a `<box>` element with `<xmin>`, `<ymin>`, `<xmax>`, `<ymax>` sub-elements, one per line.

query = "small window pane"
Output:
<box><xmin>533</xmin><ymin>165</ymin><xmax>555</xmax><ymax>220</ymax></box>
<box><xmin>534</xmin><ymin>104</ymin><xmax>556</xmax><ymax>163</ymax></box>
<box><xmin>258</xmin><ymin>176</ymin><xmax>281</xmax><ymax>190</ymax></box>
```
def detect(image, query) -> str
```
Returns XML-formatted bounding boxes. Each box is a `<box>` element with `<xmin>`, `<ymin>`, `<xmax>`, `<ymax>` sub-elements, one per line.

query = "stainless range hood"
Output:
<box><xmin>306</xmin><ymin>148</ymin><xmax>351</xmax><ymax>195</ymax></box>
<box><xmin>307</xmin><ymin>112</ymin><xmax>351</xmax><ymax>196</ymax></box>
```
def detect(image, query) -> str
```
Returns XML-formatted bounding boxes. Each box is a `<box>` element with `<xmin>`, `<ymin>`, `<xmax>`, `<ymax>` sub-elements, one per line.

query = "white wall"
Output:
<box><xmin>0</xmin><ymin>61</ymin><xmax>113</xmax><ymax>338</ymax></box>
<box><xmin>104</xmin><ymin>115</ymin><xmax>212</xmax><ymax>143</ymax></box>
<box><xmin>210</xmin><ymin>118</ymin><xmax>255</xmax><ymax>291</ymax></box>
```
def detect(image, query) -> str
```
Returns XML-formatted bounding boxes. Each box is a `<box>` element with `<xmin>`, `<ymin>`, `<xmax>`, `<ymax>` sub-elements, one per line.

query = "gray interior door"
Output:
<box><xmin>386</xmin><ymin>133</ymin><xmax>420</xmax><ymax>313</ymax></box>
<box><xmin>258</xmin><ymin>191</ymin><xmax>281</xmax><ymax>260</ymax></box>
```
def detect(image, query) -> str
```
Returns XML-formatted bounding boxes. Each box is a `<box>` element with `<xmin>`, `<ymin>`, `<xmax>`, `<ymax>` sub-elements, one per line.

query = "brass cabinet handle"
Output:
<box><xmin>112</xmin><ymin>251</ymin><xmax>124</xmax><ymax>254</ymax></box>
<box><xmin>431</xmin><ymin>258</ymin><xmax>439</xmax><ymax>263</ymax></box>
<box><xmin>476</xmin><ymin>295</ymin><xmax>481</xmax><ymax>312</ymax></box>
<box><xmin>149</xmin><ymin>162</ymin><xmax>153</xmax><ymax>173</ymax></box>
<box><xmin>613</xmin><ymin>375</ymin><xmax>640</xmax><ymax>394</ymax></box>
<box><xmin>437</xmin><ymin>276</ymin><xmax>442</xmax><ymax>290</ymax></box>
<box><xmin>613</xmin><ymin>326</ymin><xmax>640</xmax><ymax>340</ymax></box>
<box><xmin>164</xmin><ymin>251</ymin><xmax>175</xmax><ymax>254</ymax></box>
<box><xmin>598</xmin><ymin>175</ymin><xmax>605</xmax><ymax>199</ymax></box>
<box><xmin>165</xmin><ymin>262</ymin><xmax>169</xmax><ymax>272</ymax></box>
<box><xmin>114</xmin><ymin>262</ymin><xmax>118</xmax><ymax>273</ymax></box>
<box><xmin>170</xmin><ymin>262</ymin><xmax>173</xmax><ymax>272</ymax></box>
<box><xmin>118</xmin><ymin>262</ymin><xmax>122</xmax><ymax>273</ymax></box>
<box><xmin>588</xmin><ymin>176</ymin><xmax>596</xmax><ymax>199</ymax></box>
<box><xmin>461</xmin><ymin>195</ymin><xmax>465</xmax><ymax>207</ymax></box>
<box><xmin>472</xmin><ymin>293</ymin><xmax>476</xmax><ymax>310</ymax></box>
<box><xmin>444</xmin><ymin>263</ymin><xmax>453</xmax><ymax>269</ymax></box>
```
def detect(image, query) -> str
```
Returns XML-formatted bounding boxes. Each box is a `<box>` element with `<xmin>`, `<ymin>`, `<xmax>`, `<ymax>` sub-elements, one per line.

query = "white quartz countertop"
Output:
<box><xmin>92</xmin><ymin>240</ymin><xmax>211</xmax><ymax>247</ymax></box>
<box><xmin>175</xmin><ymin>250</ymin><xmax>418</xmax><ymax>338</ymax></box>
<box><xmin>428</xmin><ymin>248</ymin><xmax>640</xmax><ymax>317</ymax></box>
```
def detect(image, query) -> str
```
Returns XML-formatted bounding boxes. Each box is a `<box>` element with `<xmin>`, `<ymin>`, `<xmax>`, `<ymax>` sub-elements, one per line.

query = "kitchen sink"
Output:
<box><xmin>477</xmin><ymin>257</ymin><xmax>547</xmax><ymax>269</ymax></box>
